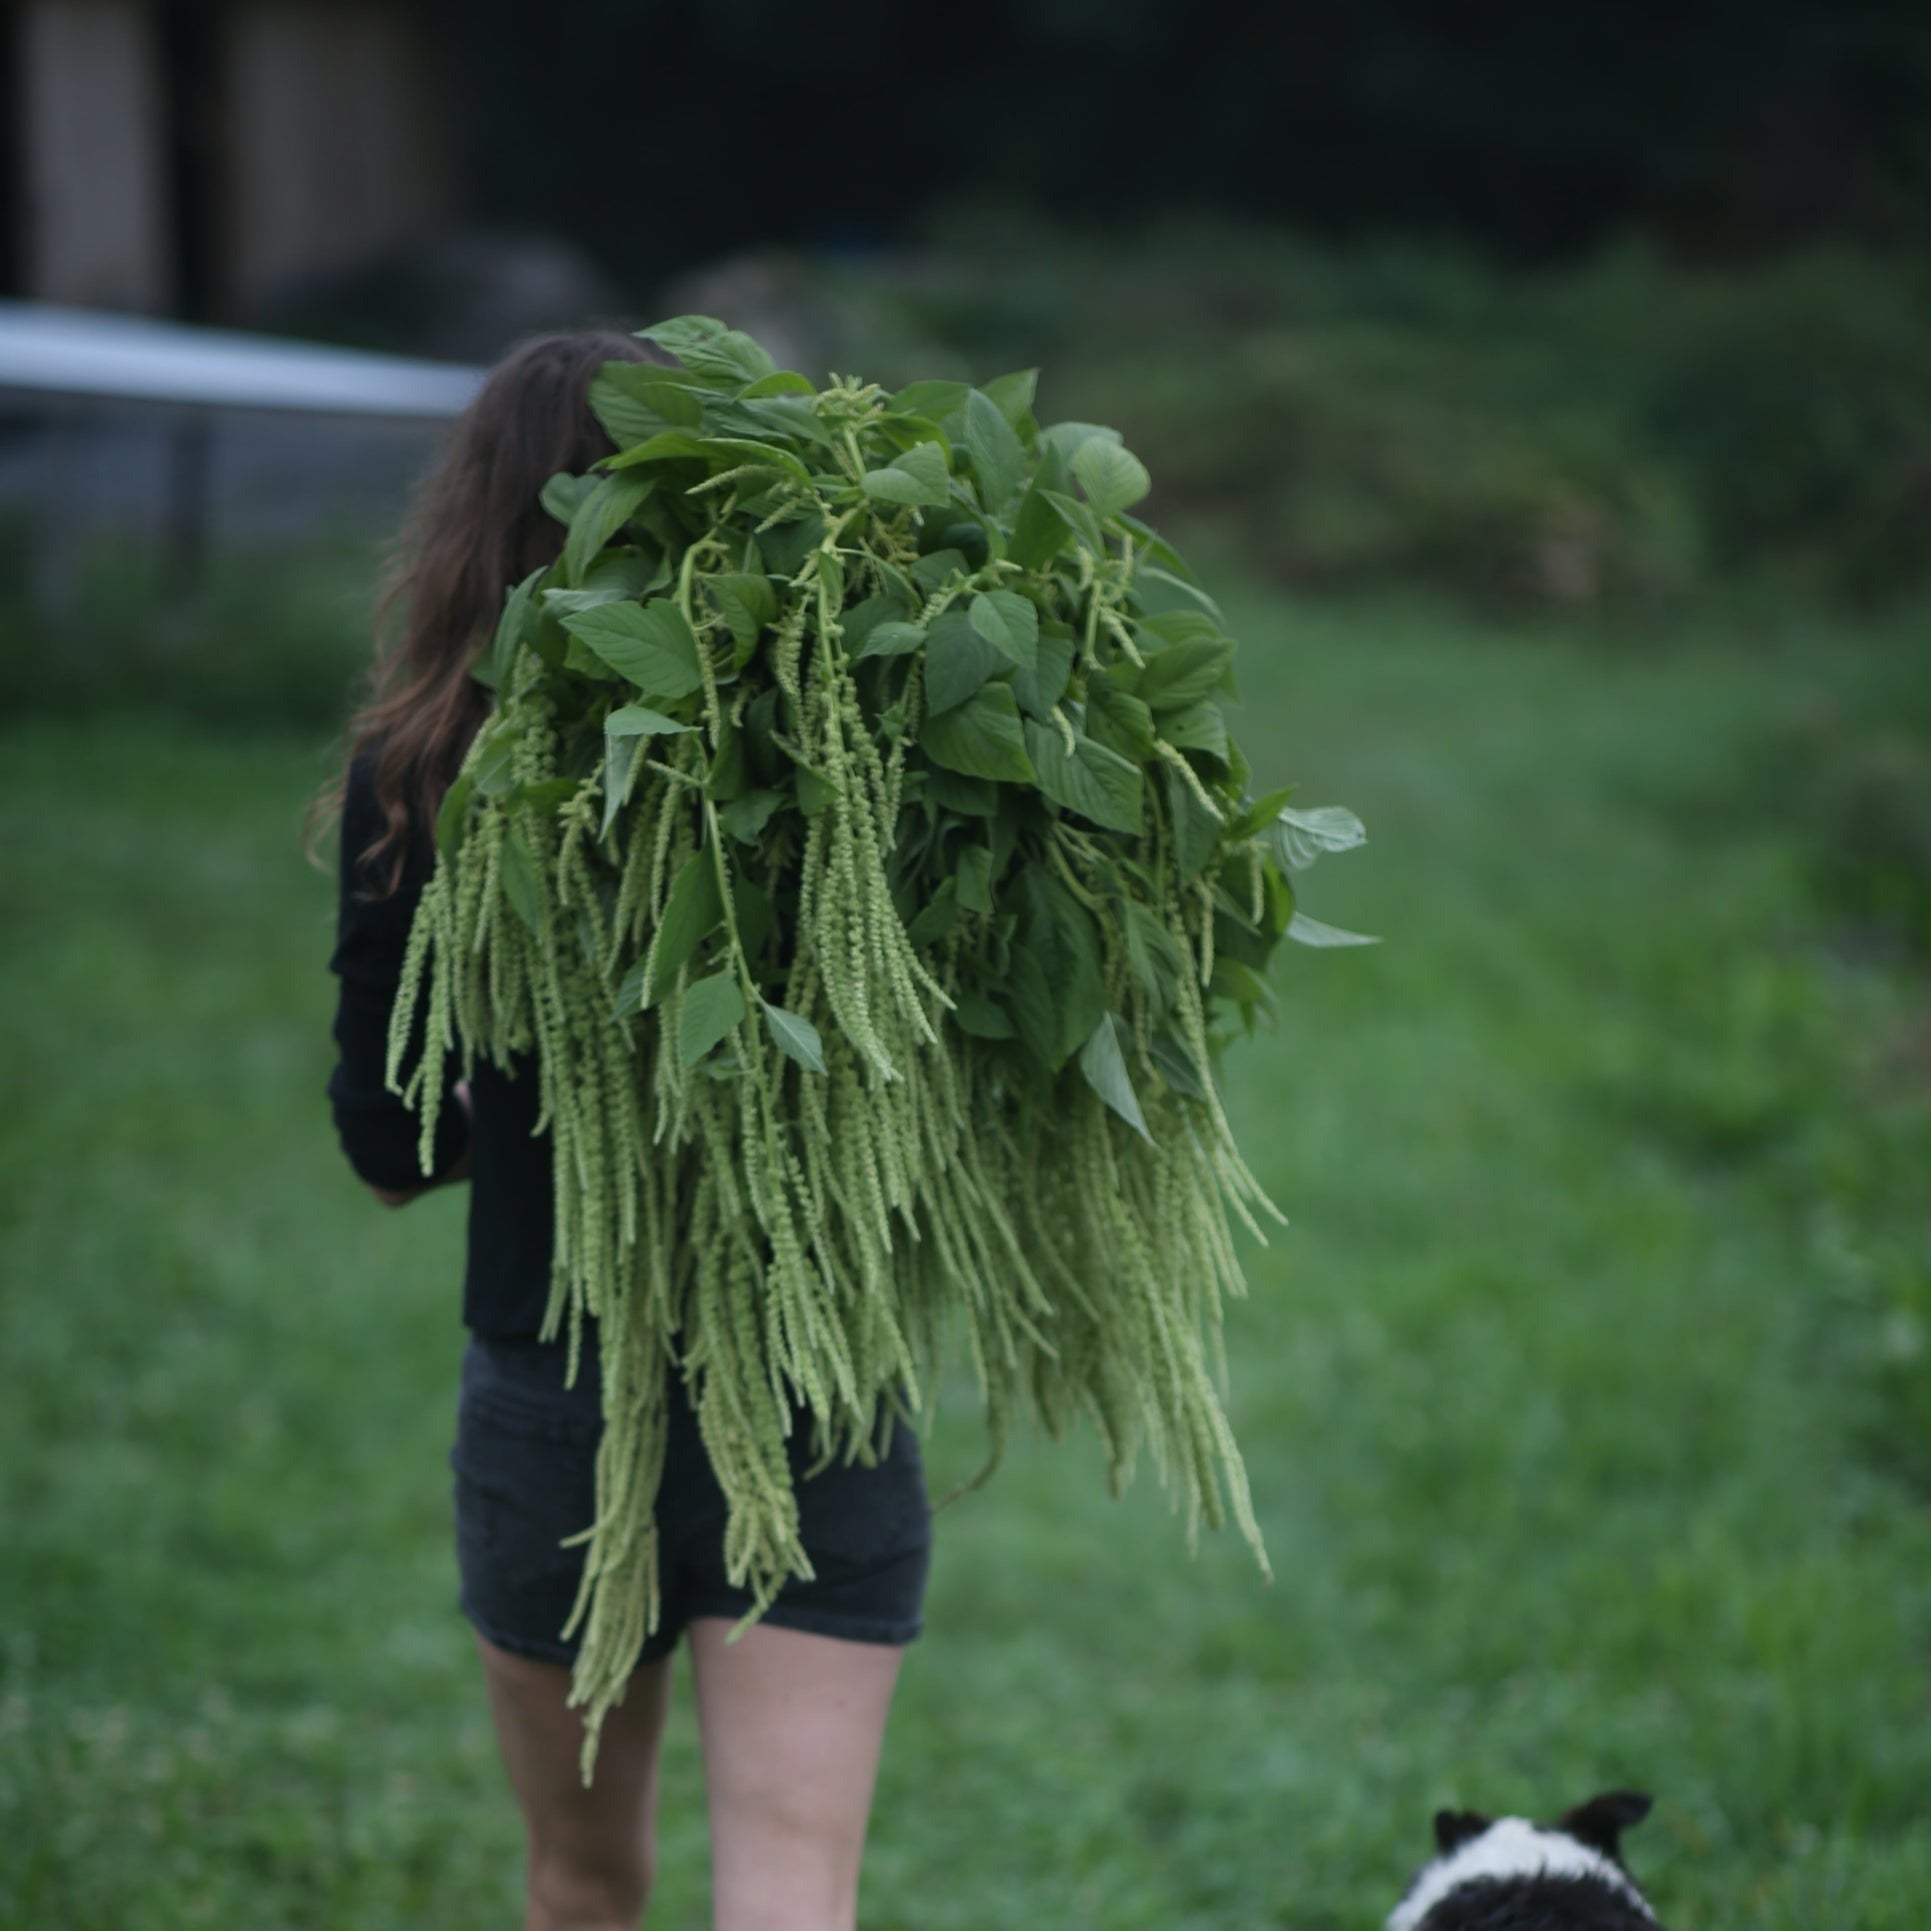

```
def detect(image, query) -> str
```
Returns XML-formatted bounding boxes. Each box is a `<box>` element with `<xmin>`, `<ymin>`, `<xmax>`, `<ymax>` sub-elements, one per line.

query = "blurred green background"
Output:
<box><xmin>3</xmin><ymin>2</ymin><xmax>1930</xmax><ymax>1924</ymax></box>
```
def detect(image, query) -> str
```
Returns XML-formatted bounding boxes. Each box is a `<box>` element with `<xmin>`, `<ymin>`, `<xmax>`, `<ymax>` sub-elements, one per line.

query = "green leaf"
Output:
<box><xmin>1008</xmin><ymin>488</ymin><xmax>1071</xmax><ymax>571</ymax></box>
<box><xmin>981</xmin><ymin>368</ymin><xmax>1039</xmax><ymax>426</ymax></box>
<box><xmin>1273</xmin><ymin>805</ymin><xmax>1368</xmax><ymax>870</ymax></box>
<box><xmin>910</xmin><ymin>547</ymin><xmax>968</xmax><ymax>593</ymax></box>
<box><xmin>471</xmin><ymin>724</ymin><xmax>520</xmax><ymax>797</ymax></box>
<box><xmin>856</xmin><ymin>620</ymin><xmax>927</xmax><ymax>661</ymax></box>
<box><xmin>561</xmin><ymin>599</ymin><xmax>703</xmax><ymax>700</ymax></box>
<box><xmin>739</xmin><ymin>369</ymin><xmax>818</xmax><ymax>397</ymax></box>
<box><xmin>918</xmin><ymin>683</ymin><xmax>1036</xmax><ymax>784</ymax></box>
<box><xmin>1086</xmin><ymin>679</ymin><xmax>1155</xmax><ymax>762</ymax></box>
<box><xmin>604</xmin><ymin>703</ymin><xmax>691</xmax><ymax>738</ymax></box>
<box><xmin>646</xmin><ymin>853</ymin><xmax>723</xmax><ymax>1002</ymax></box>
<box><xmin>540</xmin><ymin>471</ymin><xmax>597</xmax><ymax>525</ymax></box>
<box><xmin>501</xmin><ymin>822</ymin><xmax>541</xmax><ymax>931</ymax></box>
<box><xmin>760</xmin><ymin>998</ymin><xmax>827</xmax><ymax>1075</ymax></box>
<box><xmin>679</xmin><ymin>972</ymin><xmax>746</xmax><ymax>1066</ymax></box>
<box><xmin>1041</xmin><ymin>489</ymin><xmax>1106</xmax><ymax>555</ymax></box>
<box><xmin>1287</xmin><ymin>911</ymin><xmax>1382</xmax><ymax>947</ymax></box>
<box><xmin>1038</xmin><ymin>421</ymin><xmax>1121</xmax><ymax>465</ymax></box>
<box><xmin>1016</xmin><ymin>869</ymin><xmax>1107</xmax><ymax>1063</ymax></box>
<box><xmin>1122</xmin><ymin>901</ymin><xmax>1189</xmax><ymax>1005</ymax></box>
<box><xmin>923</xmin><ymin>608</ymin><xmax>1005</xmax><ymax>715</ymax></box>
<box><xmin>601</xmin><ymin>428</ymin><xmax>713</xmax><ymax>470</ymax></box>
<box><xmin>697</xmin><ymin>436</ymin><xmax>813</xmax><ymax>483</ymax></box>
<box><xmin>1010</xmin><ymin>627</ymin><xmax>1074</xmax><ymax>719</ymax></box>
<box><xmin>926</xmin><ymin>767</ymin><xmax>997</xmax><ymax>815</ymax></box>
<box><xmin>733</xmin><ymin>875</ymin><xmax>774</xmax><ymax>964</ymax></box>
<box><xmin>956</xmin><ymin>845</ymin><xmax>994</xmax><ymax>914</ymax></box>
<box><xmin>952</xmin><ymin>990</ymin><xmax>1014</xmax><ymax>1039</ymax></box>
<box><xmin>1163</xmin><ymin>763</ymin><xmax>1222</xmax><ymax>881</ymax></box>
<box><xmin>861</xmin><ymin>440</ymin><xmax>952</xmax><ymax>507</ymax></box>
<box><xmin>1148</xmin><ymin>1028</ymin><xmax>1209</xmax><ymax>1102</ymax></box>
<box><xmin>705</xmin><ymin>571</ymin><xmax>778</xmax><ymax>664</ymax></box>
<box><xmin>600</xmin><ymin>732</ymin><xmax>639</xmax><ymax>838</ymax></box>
<box><xmin>1225</xmin><ymin>785</ymin><xmax>1299</xmax><ymax>841</ymax></box>
<box><xmin>564</xmin><ymin>472</ymin><xmax>654</xmax><ymax>585</ymax></box>
<box><xmin>640</xmin><ymin>315</ymin><xmax>774</xmax><ymax>386</ymax></box>
<box><xmin>840</xmin><ymin>590</ymin><xmax>912</xmax><ymax>653</ymax></box>
<box><xmin>1024</xmin><ymin>722</ymin><xmax>1144</xmax><ymax>833</ymax></box>
<box><xmin>1071</xmin><ymin>438</ymin><xmax>1152</xmax><ymax>520</ymax></box>
<box><xmin>1209</xmin><ymin>956</ymin><xmax>1277</xmax><ymax>1017</ymax></box>
<box><xmin>889</xmin><ymin>379</ymin><xmax>971</xmax><ymax>420</ymax></box>
<box><xmin>906</xmin><ymin>875</ymin><xmax>961</xmax><ymax>946</ymax></box>
<box><xmin>721</xmin><ymin>789</ymin><xmax>783</xmax><ymax>843</ymax></box>
<box><xmin>1079</xmin><ymin>1012</ymin><xmax>1153</xmax><ymax>1143</ymax></box>
<box><xmin>1138</xmin><ymin>639</ymin><xmax>1235</xmax><ymax>712</ymax></box>
<box><xmin>476</xmin><ymin>567</ymin><xmax>542</xmax><ymax>691</ymax></box>
<box><xmin>964</xmin><ymin>388</ymin><xmax>1027</xmax><ymax>513</ymax></box>
<box><xmin>1159</xmin><ymin>700</ymin><xmax>1229</xmax><ymax>764</ymax></box>
<box><xmin>588</xmin><ymin>371</ymin><xmax>664</xmax><ymax>447</ymax></box>
<box><xmin>1133</xmin><ymin>564</ymin><xmax>1224</xmax><ymax>623</ymax></box>
<box><xmin>434</xmin><ymin>769</ymin><xmax>475</xmax><ymax>867</ymax></box>
<box><xmin>1006</xmin><ymin>943</ymin><xmax>1060</xmax><ymax>1070</ymax></box>
<box><xmin>968</xmin><ymin>590</ymin><xmax>1038</xmax><ymax>670</ymax></box>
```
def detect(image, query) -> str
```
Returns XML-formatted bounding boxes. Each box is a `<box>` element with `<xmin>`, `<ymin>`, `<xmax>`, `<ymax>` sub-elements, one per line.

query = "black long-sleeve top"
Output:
<box><xmin>326</xmin><ymin>747</ymin><xmax>556</xmax><ymax>1336</ymax></box>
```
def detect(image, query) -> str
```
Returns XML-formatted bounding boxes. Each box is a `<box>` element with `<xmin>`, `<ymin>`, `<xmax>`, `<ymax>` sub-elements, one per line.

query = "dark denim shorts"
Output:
<box><xmin>450</xmin><ymin>1332</ymin><xmax>932</xmax><ymax>1669</ymax></box>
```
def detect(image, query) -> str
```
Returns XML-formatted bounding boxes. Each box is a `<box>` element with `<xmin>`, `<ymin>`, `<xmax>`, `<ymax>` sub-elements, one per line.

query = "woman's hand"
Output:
<box><xmin>367</xmin><ymin>1080</ymin><xmax>474</xmax><ymax>1208</ymax></box>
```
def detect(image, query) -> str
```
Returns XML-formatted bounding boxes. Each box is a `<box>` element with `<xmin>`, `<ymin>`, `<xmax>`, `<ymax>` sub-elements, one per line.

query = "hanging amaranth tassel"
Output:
<box><xmin>386</xmin><ymin>316</ymin><xmax>1374</xmax><ymax>1782</ymax></box>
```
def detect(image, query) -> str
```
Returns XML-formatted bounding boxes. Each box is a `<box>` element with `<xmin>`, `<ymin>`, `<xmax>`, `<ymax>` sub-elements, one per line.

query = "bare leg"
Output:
<box><xmin>473</xmin><ymin>1629</ymin><xmax>678</xmax><ymax>1931</ymax></box>
<box><xmin>687</xmin><ymin>1618</ymin><xmax>907</xmax><ymax>1931</ymax></box>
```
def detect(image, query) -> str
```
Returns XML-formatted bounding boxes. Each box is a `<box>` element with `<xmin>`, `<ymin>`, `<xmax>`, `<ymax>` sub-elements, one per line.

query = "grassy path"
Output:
<box><xmin>1</xmin><ymin>588</ymin><xmax>1925</xmax><ymax>1926</ymax></box>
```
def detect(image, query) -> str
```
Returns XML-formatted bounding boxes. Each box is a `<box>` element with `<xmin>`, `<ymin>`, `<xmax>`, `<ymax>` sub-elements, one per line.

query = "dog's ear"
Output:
<box><xmin>1433</xmin><ymin>1808</ymin><xmax>1494</xmax><ymax>1854</ymax></box>
<box><xmin>1558</xmin><ymin>1791</ymin><xmax>1653</xmax><ymax>1860</ymax></box>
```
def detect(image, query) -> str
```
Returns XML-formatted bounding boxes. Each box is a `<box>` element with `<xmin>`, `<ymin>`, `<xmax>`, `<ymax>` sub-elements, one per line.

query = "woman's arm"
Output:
<box><xmin>325</xmin><ymin>749</ymin><xmax>473</xmax><ymax>1206</ymax></box>
<box><xmin>364</xmin><ymin>1080</ymin><xmax>473</xmax><ymax>1207</ymax></box>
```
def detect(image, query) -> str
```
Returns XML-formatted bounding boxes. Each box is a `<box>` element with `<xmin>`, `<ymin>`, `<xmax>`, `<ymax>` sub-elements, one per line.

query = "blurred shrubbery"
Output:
<box><xmin>807</xmin><ymin>211</ymin><xmax>1931</xmax><ymax>610</ymax></box>
<box><xmin>0</xmin><ymin>521</ymin><xmax>374</xmax><ymax>731</ymax></box>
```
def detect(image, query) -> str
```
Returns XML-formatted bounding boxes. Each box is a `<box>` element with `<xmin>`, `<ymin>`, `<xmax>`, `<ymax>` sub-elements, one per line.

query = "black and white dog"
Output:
<box><xmin>1387</xmin><ymin>1791</ymin><xmax>1664</xmax><ymax>1930</ymax></box>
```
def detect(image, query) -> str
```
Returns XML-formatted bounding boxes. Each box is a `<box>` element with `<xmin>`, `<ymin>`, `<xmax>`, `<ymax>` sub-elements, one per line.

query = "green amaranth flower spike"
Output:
<box><xmin>386</xmin><ymin>318</ymin><xmax>1375</xmax><ymax>1783</ymax></box>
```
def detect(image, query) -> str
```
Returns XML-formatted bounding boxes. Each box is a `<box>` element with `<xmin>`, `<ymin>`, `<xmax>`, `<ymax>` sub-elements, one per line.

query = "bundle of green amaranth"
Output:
<box><xmin>387</xmin><ymin>315</ymin><xmax>1372</xmax><ymax>1779</ymax></box>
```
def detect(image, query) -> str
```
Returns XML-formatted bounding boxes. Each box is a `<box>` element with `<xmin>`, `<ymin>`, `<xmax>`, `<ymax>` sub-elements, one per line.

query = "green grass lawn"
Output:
<box><xmin>2</xmin><ymin>583</ymin><xmax>1927</xmax><ymax>1928</ymax></box>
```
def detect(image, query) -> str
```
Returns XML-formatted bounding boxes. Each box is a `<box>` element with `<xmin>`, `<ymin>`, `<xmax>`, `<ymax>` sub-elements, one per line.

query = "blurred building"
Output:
<box><xmin>6</xmin><ymin>0</ymin><xmax>453</xmax><ymax>319</ymax></box>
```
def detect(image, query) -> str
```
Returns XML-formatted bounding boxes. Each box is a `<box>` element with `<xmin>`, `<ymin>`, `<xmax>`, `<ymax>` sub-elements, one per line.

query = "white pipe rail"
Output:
<box><xmin>0</xmin><ymin>301</ymin><xmax>482</xmax><ymax>419</ymax></box>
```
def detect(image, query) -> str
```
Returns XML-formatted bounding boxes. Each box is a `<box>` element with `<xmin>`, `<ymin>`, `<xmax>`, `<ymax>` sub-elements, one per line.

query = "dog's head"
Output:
<box><xmin>1388</xmin><ymin>1791</ymin><xmax>1656</xmax><ymax>1930</ymax></box>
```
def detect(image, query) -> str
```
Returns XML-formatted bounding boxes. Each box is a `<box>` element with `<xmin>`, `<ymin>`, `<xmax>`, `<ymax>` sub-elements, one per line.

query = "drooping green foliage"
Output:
<box><xmin>386</xmin><ymin>315</ymin><xmax>1372</xmax><ymax>1779</ymax></box>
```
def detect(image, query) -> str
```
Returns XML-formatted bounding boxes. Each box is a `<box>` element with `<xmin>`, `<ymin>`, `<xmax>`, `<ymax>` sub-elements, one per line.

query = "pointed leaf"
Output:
<box><xmin>923</xmin><ymin>607</ymin><xmax>1004</xmax><ymax>715</ymax></box>
<box><xmin>1148</xmin><ymin>1028</ymin><xmax>1210</xmax><ymax>1102</ymax></box>
<box><xmin>500</xmin><ymin>822</ymin><xmax>541</xmax><ymax>931</ymax></box>
<box><xmin>604</xmin><ymin>703</ymin><xmax>692</xmax><ymax>738</ymax></box>
<box><xmin>1274</xmin><ymin>805</ymin><xmax>1368</xmax><ymax>870</ymax></box>
<box><xmin>968</xmin><ymin>589</ymin><xmax>1038</xmax><ymax>670</ymax></box>
<box><xmin>1287</xmin><ymin>911</ymin><xmax>1382</xmax><ymax>947</ymax></box>
<box><xmin>918</xmin><ymin>683</ymin><xmax>1036</xmax><ymax>784</ymax></box>
<box><xmin>760</xmin><ymin>999</ymin><xmax>827</xmax><ymax>1075</ymax></box>
<box><xmin>856</xmin><ymin>620</ymin><xmax>927</xmax><ymax>661</ymax></box>
<box><xmin>561</xmin><ymin>598</ymin><xmax>703</xmax><ymax>700</ymax></box>
<box><xmin>679</xmin><ymin>972</ymin><xmax>746</xmax><ymax>1066</ymax></box>
<box><xmin>1079</xmin><ymin>1012</ymin><xmax>1153</xmax><ymax>1143</ymax></box>
<box><xmin>564</xmin><ymin>472</ymin><xmax>654</xmax><ymax>585</ymax></box>
<box><xmin>600</xmin><ymin>733</ymin><xmax>639</xmax><ymax>838</ymax></box>
<box><xmin>956</xmin><ymin>845</ymin><xmax>994</xmax><ymax>914</ymax></box>
<box><xmin>1070</xmin><ymin>438</ymin><xmax>1151</xmax><ymax>520</ymax></box>
<box><xmin>861</xmin><ymin>441</ymin><xmax>951</xmax><ymax>507</ymax></box>
<box><xmin>644</xmin><ymin>852</ymin><xmax>723</xmax><ymax>1002</ymax></box>
<box><xmin>1024</xmin><ymin>722</ymin><xmax>1144</xmax><ymax>833</ymax></box>
<box><xmin>964</xmin><ymin>387</ymin><xmax>1027</xmax><ymax>512</ymax></box>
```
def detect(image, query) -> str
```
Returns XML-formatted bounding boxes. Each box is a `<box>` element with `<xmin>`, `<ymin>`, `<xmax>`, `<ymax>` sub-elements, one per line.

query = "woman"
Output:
<box><xmin>311</xmin><ymin>331</ymin><xmax>933</xmax><ymax>1931</ymax></box>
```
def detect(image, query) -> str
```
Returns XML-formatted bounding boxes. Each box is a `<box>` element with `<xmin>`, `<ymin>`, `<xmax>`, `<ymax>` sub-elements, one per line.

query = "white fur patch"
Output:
<box><xmin>1386</xmin><ymin>1818</ymin><xmax>1655</xmax><ymax>1931</ymax></box>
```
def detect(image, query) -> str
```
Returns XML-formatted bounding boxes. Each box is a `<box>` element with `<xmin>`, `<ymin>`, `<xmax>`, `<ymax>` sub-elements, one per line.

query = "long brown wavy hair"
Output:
<box><xmin>306</xmin><ymin>328</ymin><xmax>653</xmax><ymax>896</ymax></box>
